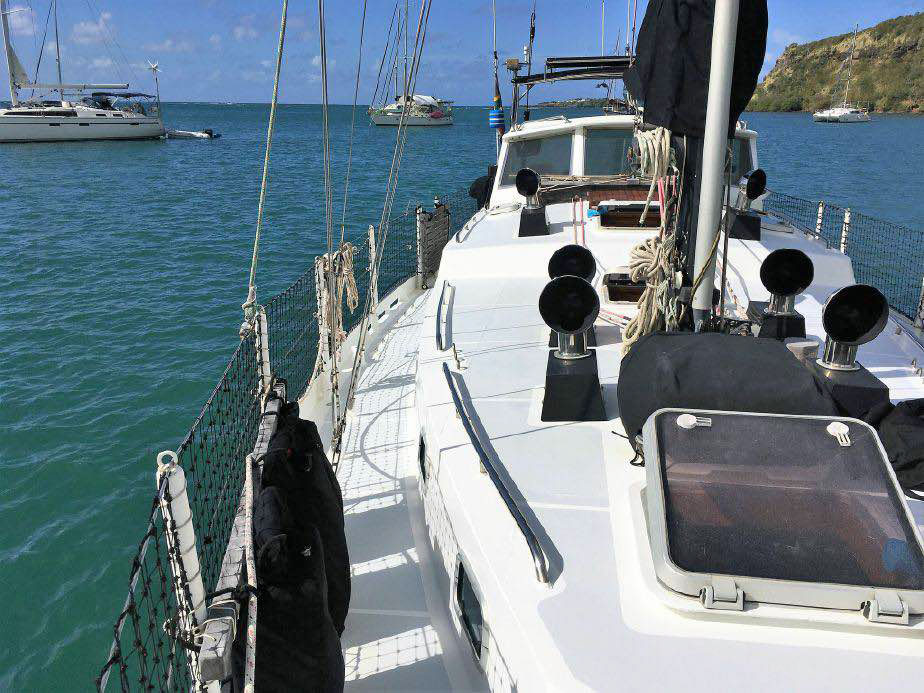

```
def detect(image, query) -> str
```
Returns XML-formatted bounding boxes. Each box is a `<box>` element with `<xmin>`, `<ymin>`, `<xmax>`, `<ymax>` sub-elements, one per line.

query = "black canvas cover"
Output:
<box><xmin>617</xmin><ymin>332</ymin><xmax>838</xmax><ymax>439</ymax></box>
<box><xmin>262</xmin><ymin>402</ymin><xmax>350</xmax><ymax>635</ymax></box>
<box><xmin>252</xmin><ymin>486</ymin><xmax>345</xmax><ymax>692</ymax></box>
<box><xmin>867</xmin><ymin>399</ymin><xmax>924</xmax><ymax>491</ymax></box>
<box><xmin>623</xmin><ymin>0</ymin><xmax>768</xmax><ymax>137</ymax></box>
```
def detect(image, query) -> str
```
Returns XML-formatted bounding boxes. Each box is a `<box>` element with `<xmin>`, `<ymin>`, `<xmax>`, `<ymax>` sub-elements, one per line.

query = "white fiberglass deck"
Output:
<box><xmin>335</xmin><ymin>293</ymin><xmax>486</xmax><ymax>691</ymax></box>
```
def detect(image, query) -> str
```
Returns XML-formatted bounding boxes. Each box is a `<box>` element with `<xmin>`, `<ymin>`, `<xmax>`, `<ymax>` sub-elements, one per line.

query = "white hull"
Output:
<box><xmin>370</xmin><ymin>112</ymin><xmax>453</xmax><ymax>126</ymax></box>
<box><xmin>813</xmin><ymin>108</ymin><xmax>871</xmax><ymax>123</ymax></box>
<box><xmin>0</xmin><ymin>111</ymin><xmax>164</xmax><ymax>142</ymax></box>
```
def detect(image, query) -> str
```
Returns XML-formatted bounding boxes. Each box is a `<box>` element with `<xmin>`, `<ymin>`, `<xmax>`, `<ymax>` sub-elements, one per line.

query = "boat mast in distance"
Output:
<box><xmin>368</xmin><ymin>0</ymin><xmax>453</xmax><ymax>126</ymax></box>
<box><xmin>813</xmin><ymin>23</ymin><xmax>871</xmax><ymax>122</ymax></box>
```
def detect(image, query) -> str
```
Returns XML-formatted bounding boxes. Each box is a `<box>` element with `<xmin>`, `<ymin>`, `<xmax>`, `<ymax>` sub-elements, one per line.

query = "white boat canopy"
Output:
<box><xmin>397</xmin><ymin>93</ymin><xmax>440</xmax><ymax>106</ymax></box>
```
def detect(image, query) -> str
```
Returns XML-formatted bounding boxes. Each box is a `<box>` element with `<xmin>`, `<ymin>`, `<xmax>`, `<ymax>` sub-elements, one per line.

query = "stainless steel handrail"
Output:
<box><xmin>442</xmin><ymin>362</ymin><xmax>551</xmax><ymax>584</ymax></box>
<box><xmin>435</xmin><ymin>281</ymin><xmax>454</xmax><ymax>351</ymax></box>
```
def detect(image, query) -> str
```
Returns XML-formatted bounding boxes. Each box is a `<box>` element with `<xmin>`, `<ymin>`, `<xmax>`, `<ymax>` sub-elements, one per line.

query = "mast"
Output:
<box><xmin>625</xmin><ymin>0</ymin><xmax>631</xmax><ymax>55</ymax></box>
<box><xmin>53</xmin><ymin>0</ymin><xmax>63</xmax><ymax>103</ymax></box>
<box><xmin>691</xmin><ymin>0</ymin><xmax>740</xmax><ymax>321</ymax></box>
<box><xmin>403</xmin><ymin>0</ymin><xmax>408</xmax><ymax>103</ymax></box>
<box><xmin>601</xmin><ymin>0</ymin><xmax>605</xmax><ymax>56</ymax></box>
<box><xmin>1</xmin><ymin>0</ymin><xmax>19</xmax><ymax>105</ymax></box>
<box><xmin>843</xmin><ymin>23</ymin><xmax>858</xmax><ymax>107</ymax></box>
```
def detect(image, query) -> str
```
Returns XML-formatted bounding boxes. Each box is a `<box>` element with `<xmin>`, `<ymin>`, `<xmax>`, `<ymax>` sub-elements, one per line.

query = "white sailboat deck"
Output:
<box><xmin>303</xmin><ymin>155</ymin><xmax>924</xmax><ymax>690</ymax></box>
<box><xmin>335</xmin><ymin>294</ymin><xmax>486</xmax><ymax>691</ymax></box>
<box><xmin>408</xmin><ymin>201</ymin><xmax>924</xmax><ymax>690</ymax></box>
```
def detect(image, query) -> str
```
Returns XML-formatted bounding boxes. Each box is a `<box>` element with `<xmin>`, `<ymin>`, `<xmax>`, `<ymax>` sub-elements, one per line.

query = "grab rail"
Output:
<box><xmin>435</xmin><ymin>281</ymin><xmax>454</xmax><ymax>351</ymax></box>
<box><xmin>442</xmin><ymin>362</ymin><xmax>551</xmax><ymax>584</ymax></box>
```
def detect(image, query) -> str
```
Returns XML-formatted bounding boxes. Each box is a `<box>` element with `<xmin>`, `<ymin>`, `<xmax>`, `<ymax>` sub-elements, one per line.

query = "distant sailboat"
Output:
<box><xmin>0</xmin><ymin>0</ymin><xmax>165</xmax><ymax>142</ymax></box>
<box><xmin>367</xmin><ymin>1</ymin><xmax>452</xmax><ymax>126</ymax></box>
<box><xmin>813</xmin><ymin>24</ymin><xmax>871</xmax><ymax>123</ymax></box>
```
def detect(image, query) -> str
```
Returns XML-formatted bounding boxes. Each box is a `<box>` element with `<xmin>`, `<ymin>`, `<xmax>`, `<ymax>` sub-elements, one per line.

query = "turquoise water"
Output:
<box><xmin>0</xmin><ymin>105</ymin><xmax>922</xmax><ymax>690</ymax></box>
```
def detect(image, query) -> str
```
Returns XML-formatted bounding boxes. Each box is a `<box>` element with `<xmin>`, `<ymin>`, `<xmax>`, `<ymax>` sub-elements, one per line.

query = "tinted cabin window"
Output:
<box><xmin>456</xmin><ymin>563</ymin><xmax>483</xmax><ymax>657</ymax></box>
<box><xmin>584</xmin><ymin>129</ymin><xmax>635</xmax><ymax>175</ymax></box>
<box><xmin>730</xmin><ymin>137</ymin><xmax>753</xmax><ymax>182</ymax></box>
<box><xmin>418</xmin><ymin>435</ymin><xmax>428</xmax><ymax>483</ymax></box>
<box><xmin>501</xmin><ymin>134</ymin><xmax>572</xmax><ymax>186</ymax></box>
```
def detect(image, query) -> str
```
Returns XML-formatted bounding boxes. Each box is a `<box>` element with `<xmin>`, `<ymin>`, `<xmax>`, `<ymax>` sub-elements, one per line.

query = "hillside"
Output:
<box><xmin>749</xmin><ymin>13</ymin><xmax>924</xmax><ymax>112</ymax></box>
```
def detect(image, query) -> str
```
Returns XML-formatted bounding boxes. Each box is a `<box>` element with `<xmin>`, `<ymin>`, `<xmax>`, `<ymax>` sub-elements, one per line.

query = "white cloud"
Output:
<box><xmin>260</xmin><ymin>60</ymin><xmax>272</xmax><ymax>68</ymax></box>
<box><xmin>8</xmin><ymin>4</ymin><xmax>36</xmax><ymax>36</ymax></box>
<box><xmin>240</xmin><ymin>69</ymin><xmax>268</xmax><ymax>83</ymax></box>
<box><xmin>72</xmin><ymin>12</ymin><xmax>112</xmax><ymax>45</ymax></box>
<box><xmin>769</xmin><ymin>28</ymin><xmax>804</xmax><ymax>48</ymax></box>
<box><xmin>311</xmin><ymin>55</ymin><xmax>322</xmax><ymax>67</ymax></box>
<box><xmin>144</xmin><ymin>38</ymin><xmax>193</xmax><ymax>53</ymax></box>
<box><xmin>209</xmin><ymin>33</ymin><xmax>221</xmax><ymax>47</ymax></box>
<box><xmin>233</xmin><ymin>15</ymin><xmax>258</xmax><ymax>41</ymax></box>
<box><xmin>91</xmin><ymin>57</ymin><xmax>113</xmax><ymax>69</ymax></box>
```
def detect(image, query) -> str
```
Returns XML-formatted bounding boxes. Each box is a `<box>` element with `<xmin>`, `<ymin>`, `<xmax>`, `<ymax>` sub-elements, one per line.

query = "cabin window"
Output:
<box><xmin>456</xmin><ymin>563</ymin><xmax>483</xmax><ymax>657</ymax></box>
<box><xmin>418</xmin><ymin>435</ymin><xmax>428</xmax><ymax>483</ymax></box>
<box><xmin>583</xmin><ymin>129</ymin><xmax>636</xmax><ymax>175</ymax></box>
<box><xmin>730</xmin><ymin>137</ymin><xmax>753</xmax><ymax>182</ymax></box>
<box><xmin>500</xmin><ymin>134</ymin><xmax>572</xmax><ymax>186</ymax></box>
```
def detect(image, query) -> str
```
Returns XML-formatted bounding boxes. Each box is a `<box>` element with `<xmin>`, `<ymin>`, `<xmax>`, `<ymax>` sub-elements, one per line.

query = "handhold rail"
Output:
<box><xmin>435</xmin><ymin>281</ymin><xmax>454</xmax><ymax>351</ymax></box>
<box><xmin>442</xmin><ymin>362</ymin><xmax>551</xmax><ymax>584</ymax></box>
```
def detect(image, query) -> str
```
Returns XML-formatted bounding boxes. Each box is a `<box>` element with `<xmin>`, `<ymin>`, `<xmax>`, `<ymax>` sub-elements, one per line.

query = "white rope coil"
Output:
<box><xmin>622</xmin><ymin>127</ymin><xmax>676</xmax><ymax>353</ymax></box>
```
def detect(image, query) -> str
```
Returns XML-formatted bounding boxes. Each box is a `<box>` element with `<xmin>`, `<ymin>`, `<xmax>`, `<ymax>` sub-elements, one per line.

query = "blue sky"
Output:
<box><xmin>4</xmin><ymin>0</ymin><xmax>923</xmax><ymax>104</ymax></box>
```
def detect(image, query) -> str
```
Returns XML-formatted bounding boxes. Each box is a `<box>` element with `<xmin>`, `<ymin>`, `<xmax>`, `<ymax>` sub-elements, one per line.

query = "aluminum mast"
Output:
<box><xmin>691</xmin><ymin>0</ymin><xmax>740</xmax><ymax>319</ymax></box>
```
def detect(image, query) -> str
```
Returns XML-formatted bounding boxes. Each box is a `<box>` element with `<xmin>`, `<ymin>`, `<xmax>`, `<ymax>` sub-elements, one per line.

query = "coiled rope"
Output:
<box><xmin>622</xmin><ymin>127</ymin><xmax>676</xmax><ymax>353</ymax></box>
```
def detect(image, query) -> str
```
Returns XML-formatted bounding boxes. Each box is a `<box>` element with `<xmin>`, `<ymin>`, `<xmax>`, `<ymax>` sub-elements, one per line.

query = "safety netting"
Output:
<box><xmin>96</xmin><ymin>188</ymin><xmax>475</xmax><ymax>691</ymax></box>
<box><xmin>764</xmin><ymin>190</ymin><xmax>924</xmax><ymax>321</ymax></box>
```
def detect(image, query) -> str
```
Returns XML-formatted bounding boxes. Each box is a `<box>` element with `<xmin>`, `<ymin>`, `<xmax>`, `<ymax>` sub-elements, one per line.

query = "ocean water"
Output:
<box><xmin>0</xmin><ymin>104</ymin><xmax>921</xmax><ymax>690</ymax></box>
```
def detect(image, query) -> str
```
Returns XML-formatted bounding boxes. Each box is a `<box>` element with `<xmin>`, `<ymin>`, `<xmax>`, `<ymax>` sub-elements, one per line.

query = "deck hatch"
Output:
<box><xmin>643</xmin><ymin>409</ymin><xmax>924</xmax><ymax>618</ymax></box>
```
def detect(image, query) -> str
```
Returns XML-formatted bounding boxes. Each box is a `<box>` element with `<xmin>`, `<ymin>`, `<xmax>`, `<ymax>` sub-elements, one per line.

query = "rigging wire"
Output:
<box><xmin>241</xmin><ymin>0</ymin><xmax>288</xmax><ymax>328</ymax></box>
<box><xmin>369</xmin><ymin>0</ymin><xmax>399</xmax><ymax>110</ymax></box>
<box><xmin>338</xmin><ymin>0</ymin><xmax>367</xmax><ymax>245</ymax></box>
<box><xmin>332</xmin><ymin>0</ymin><xmax>433</xmax><ymax>464</ymax></box>
<box><xmin>82</xmin><ymin>0</ymin><xmax>137</xmax><ymax>84</ymax></box>
<box><xmin>29</xmin><ymin>1</ymin><xmax>54</xmax><ymax>98</ymax></box>
<box><xmin>318</xmin><ymin>0</ymin><xmax>340</xmax><ymax>431</ymax></box>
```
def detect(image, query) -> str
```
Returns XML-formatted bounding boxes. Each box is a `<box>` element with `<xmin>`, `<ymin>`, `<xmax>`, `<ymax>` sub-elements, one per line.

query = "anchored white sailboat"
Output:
<box><xmin>368</xmin><ymin>1</ymin><xmax>452</xmax><ymax>126</ymax></box>
<box><xmin>0</xmin><ymin>0</ymin><xmax>164</xmax><ymax>142</ymax></box>
<box><xmin>813</xmin><ymin>24</ymin><xmax>871</xmax><ymax>123</ymax></box>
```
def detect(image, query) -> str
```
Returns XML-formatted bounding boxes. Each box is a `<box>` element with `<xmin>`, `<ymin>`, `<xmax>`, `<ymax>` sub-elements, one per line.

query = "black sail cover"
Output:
<box><xmin>623</xmin><ymin>0</ymin><xmax>768</xmax><ymax>137</ymax></box>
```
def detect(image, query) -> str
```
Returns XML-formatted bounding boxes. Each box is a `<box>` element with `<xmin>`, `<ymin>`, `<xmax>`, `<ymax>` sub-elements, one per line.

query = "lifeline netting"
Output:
<box><xmin>96</xmin><ymin>189</ymin><xmax>475</xmax><ymax>691</ymax></box>
<box><xmin>764</xmin><ymin>190</ymin><xmax>924</xmax><ymax>321</ymax></box>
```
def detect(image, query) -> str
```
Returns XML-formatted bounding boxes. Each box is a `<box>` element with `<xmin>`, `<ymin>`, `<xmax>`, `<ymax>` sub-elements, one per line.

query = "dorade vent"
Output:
<box><xmin>728</xmin><ymin>168</ymin><xmax>767</xmax><ymax>240</ymax></box>
<box><xmin>753</xmin><ymin>248</ymin><xmax>814</xmax><ymax>340</ymax></box>
<box><xmin>515</xmin><ymin>167</ymin><xmax>549</xmax><ymax>237</ymax></box>
<box><xmin>538</xmin><ymin>275</ymin><xmax>606</xmax><ymax>421</ymax></box>
<box><xmin>548</xmin><ymin>243</ymin><xmax>596</xmax><ymax>282</ymax></box>
<box><xmin>539</xmin><ymin>275</ymin><xmax>599</xmax><ymax>360</ymax></box>
<box><xmin>812</xmin><ymin>284</ymin><xmax>891</xmax><ymax>419</ymax></box>
<box><xmin>819</xmin><ymin>284</ymin><xmax>888</xmax><ymax>371</ymax></box>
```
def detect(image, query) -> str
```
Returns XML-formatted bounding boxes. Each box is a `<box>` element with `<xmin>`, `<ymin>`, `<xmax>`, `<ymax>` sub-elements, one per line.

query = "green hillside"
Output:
<box><xmin>749</xmin><ymin>13</ymin><xmax>924</xmax><ymax>112</ymax></box>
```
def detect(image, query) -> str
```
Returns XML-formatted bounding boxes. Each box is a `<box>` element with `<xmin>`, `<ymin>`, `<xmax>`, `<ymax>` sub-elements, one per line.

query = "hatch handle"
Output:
<box><xmin>701</xmin><ymin>576</ymin><xmax>744</xmax><ymax>611</ymax></box>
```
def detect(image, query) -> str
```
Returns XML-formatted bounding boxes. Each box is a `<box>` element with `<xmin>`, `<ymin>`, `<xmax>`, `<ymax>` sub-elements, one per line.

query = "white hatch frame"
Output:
<box><xmin>642</xmin><ymin>408</ymin><xmax>924</xmax><ymax>624</ymax></box>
